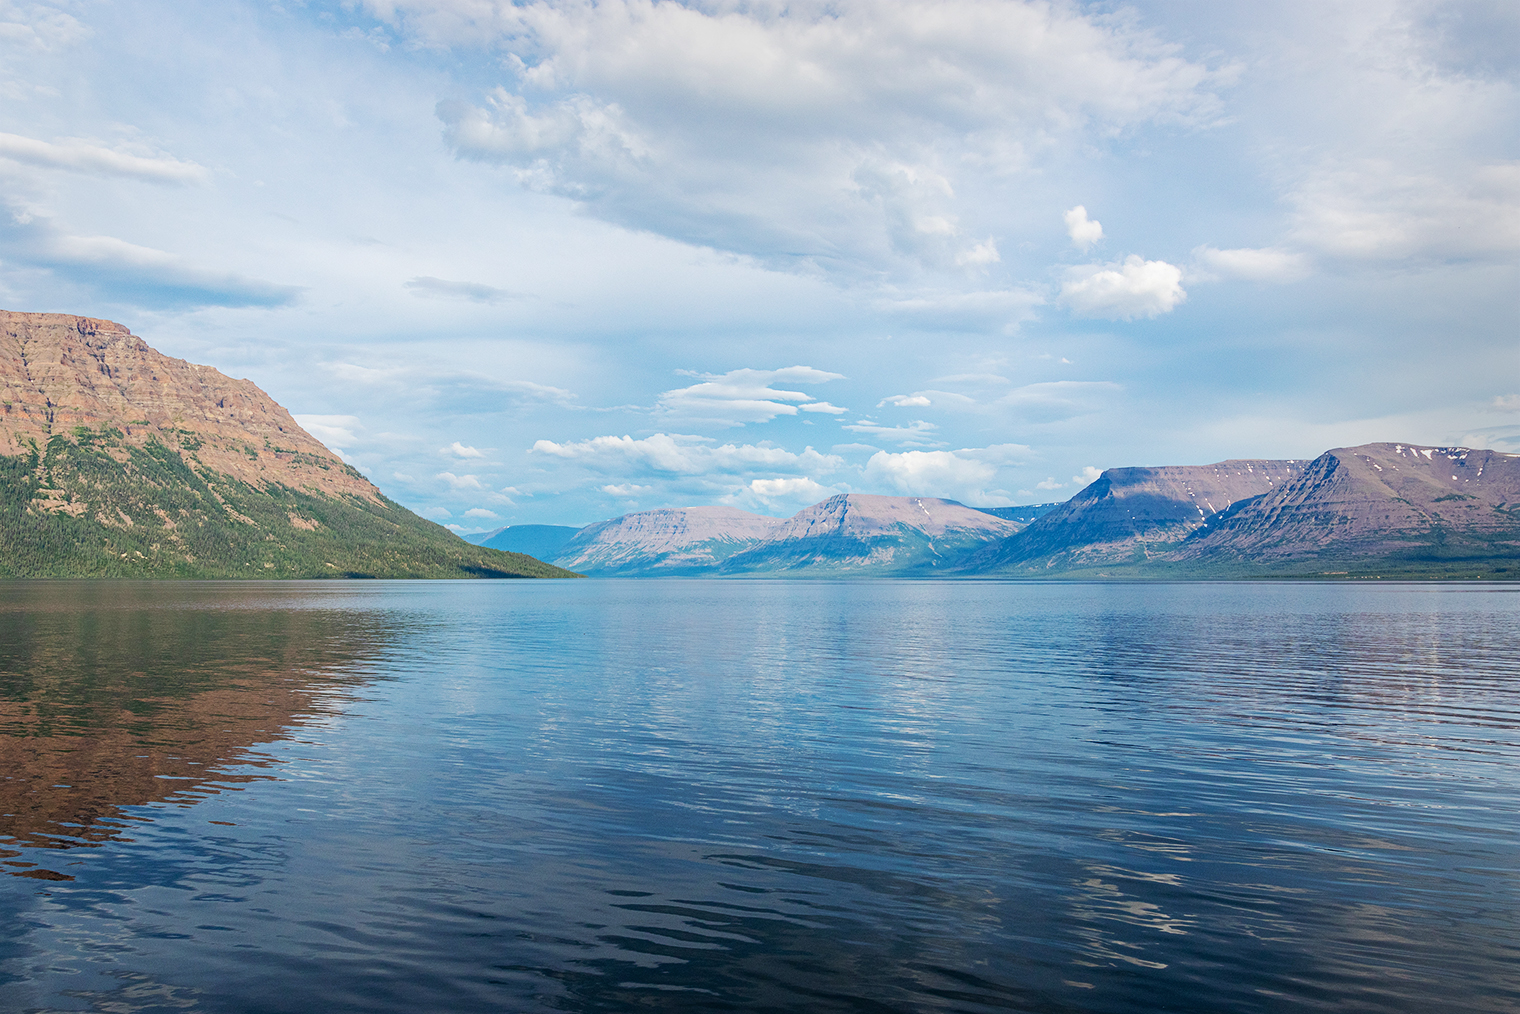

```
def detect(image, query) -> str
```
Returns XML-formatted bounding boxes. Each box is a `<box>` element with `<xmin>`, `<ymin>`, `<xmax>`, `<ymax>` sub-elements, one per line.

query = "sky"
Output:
<box><xmin>1</xmin><ymin>0</ymin><xmax>1516</xmax><ymax>531</ymax></box>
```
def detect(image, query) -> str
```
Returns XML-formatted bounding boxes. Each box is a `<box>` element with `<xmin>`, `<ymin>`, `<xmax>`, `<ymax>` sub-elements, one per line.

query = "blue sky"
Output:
<box><xmin>1</xmin><ymin>0</ymin><xmax>1516</xmax><ymax>530</ymax></box>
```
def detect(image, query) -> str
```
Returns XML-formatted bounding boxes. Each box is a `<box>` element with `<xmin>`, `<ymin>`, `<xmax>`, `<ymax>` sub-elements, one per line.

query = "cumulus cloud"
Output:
<box><xmin>443</xmin><ymin>441</ymin><xmax>486</xmax><ymax>458</ymax></box>
<box><xmin>863</xmin><ymin>442</ymin><xmax>1030</xmax><ymax>503</ymax></box>
<box><xmin>1035</xmin><ymin>477</ymin><xmax>1065</xmax><ymax>490</ymax></box>
<box><xmin>655</xmin><ymin>366</ymin><xmax>845</xmax><ymax>425</ymax></box>
<box><xmin>1073</xmin><ymin>465</ymin><xmax>1103</xmax><ymax>485</ymax></box>
<box><xmin>1059</xmin><ymin>255</ymin><xmax>1186</xmax><ymax>319</ymax></box>
<box><xmin>463</xmin><ymin>507</ymin><xmax>499</xmax><ymax>519</ymax></box>
<box><xmin>1494</xmin><ymin>394</ymin><xmax>1520</xmax><ymax>412</ymax></box>
<box><xmin>294</xmin><ymin>414</ymin><xmax>362</xmax><ymax>449</ymax></box>
<box><xmin>1190</xmin><ymin>245</ymin><xmax>1309</xmax><ymax>282</ymax></box>
<box><xmin>1063</xmin><ymin>206</ymin><xmax>1103</xmax><ymax>249</ymax></box>
<box><xmin>879</xmin><ymin>394</ymin><xmax>931</xmax><ymax>408</ymax></box>
<box><xmin>436</xmin><ymin>471</ymin><xmax>486</xmax><ymax>489</ymax></box>
<box><xmin>0</xmin><ymin>132</ymin><xmax>208</xmax><ymax>184</ymax></box>
<box><xmin>363</xmin><ymin>0</ymin><xmax>1224</xmax><ymax>282</ymax></box>
<box><xmin>532</xmin><ymin>431</ymin><xmax>842</xmax><ymax>475</ymax></box>
<box><xmin>600</xmin><ymin>483</ymin><xmax>652</xmax><ymax>496</ymax></box>
<box><xmin>749</xmin><ymin>476</ymin><xmax>832</xmax><ymax>499</ymax></box>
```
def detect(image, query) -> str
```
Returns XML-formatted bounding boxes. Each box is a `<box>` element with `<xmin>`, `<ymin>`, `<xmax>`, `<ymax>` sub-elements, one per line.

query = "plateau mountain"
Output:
<box><xmin>551</xmin><ymin>495</ymin><xmax>1020</xmax><ymax>576</ymax></box>
<box><xmin>0</xmin><ymin>311</ymin><xmax>576</xmax><ymax>578</ymax></box>
<box><xmin>962</xmin><ymin>443</ymin><xmax>1520</xmax><ymax>579</ymax></box>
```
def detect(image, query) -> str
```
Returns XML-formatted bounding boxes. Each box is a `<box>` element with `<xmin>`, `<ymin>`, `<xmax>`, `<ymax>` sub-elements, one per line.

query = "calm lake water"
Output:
<box><xmin>0</xmin><ymin>579</ymin><xmax>1517</xmax><ymax>1013</ymax></box>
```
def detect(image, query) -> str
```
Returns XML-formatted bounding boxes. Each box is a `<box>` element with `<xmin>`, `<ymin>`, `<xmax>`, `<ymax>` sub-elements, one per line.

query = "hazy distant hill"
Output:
<box><xmin>0</xmin><ymin>311</ymin><xmax>577</xmax><ymax>579</ymax></box>
<box><xmin>553</xmin><ymin>506</ymin><xmax>782</xmax><ymax>575</ymax></box>
<box><xmin>551</xmin><ymin>495</ymin><xmax>1022</xmax><ymax>576</ymax></box>
<box><xmin>718</xmin><ymin>494</ymin><xmax>1020</xmax><ymax>575</ymax></box>
<box><xmin>961</xmin><ymin>443</ymin><xmax>1520</xmax><ymax>579</ymax></box>
<box><xmin>972</xmin><ymin>503</ymin><xmax>1061</xmax><ymax>524</ymax></box>
<box><xmin>468</xmin><ymin>524</ymin><xmax>582</xmax><ymax>559</ymax></box>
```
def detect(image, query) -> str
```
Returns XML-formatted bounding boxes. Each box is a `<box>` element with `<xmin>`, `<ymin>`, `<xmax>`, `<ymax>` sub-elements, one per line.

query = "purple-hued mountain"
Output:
<box><xmin>962</xmin><ymin>442</ymin><xmax>1520</xmax><ymax>578</ymax></box>
<box><xmin>957</xmin><ymin>457</ymin><xmax>1308</xmax><ymax>573</ymax></box>
<box><xmin>551</xmin><ymin>495</ymin><xmax>1020</xmax><ymax>576</ymax></box>
<box><xmin>1172</xmin><ymin>443</ymin><xmax>1520</xmax><ymax>569</ymax></box>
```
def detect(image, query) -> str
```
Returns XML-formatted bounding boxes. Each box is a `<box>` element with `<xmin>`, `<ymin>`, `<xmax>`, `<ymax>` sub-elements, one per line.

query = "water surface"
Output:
<box><xmin>1</xmin><ymin>580</ymin><xmax>1516</xmax><ymax>1012</ymax></box>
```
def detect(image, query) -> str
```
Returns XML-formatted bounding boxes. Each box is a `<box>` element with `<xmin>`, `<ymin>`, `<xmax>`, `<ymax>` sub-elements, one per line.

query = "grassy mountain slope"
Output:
<box><xmin>0</xmin><ymin>310</ymin><xmax>576</xmax><ymax>579</ymax></box>
<box><xmin>0</xmin><ymin>428</ymin><xmax>575</xmax><ymax>578</ymax></box>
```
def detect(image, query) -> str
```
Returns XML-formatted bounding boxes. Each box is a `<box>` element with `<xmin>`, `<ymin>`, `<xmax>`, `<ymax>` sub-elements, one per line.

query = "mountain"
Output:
<box><xmin>972</xmin><ymin>502</ymin><xmax>1062</xmax><ymax>524</ymax></box>
<box><xmin>1170</xmin><ymin>443</ymin><xmax>1520</xmax><ymax>576</ymax></box>
<box><xmin>960</xmin><ymin>458</ymin><xmax>1308</xmax><ymax>573</ymax></box>
<box><xmin>550</xmin><ymin>495</ymin><xmax>1021</xmax><ymax>576</ymax></box>
<box><xmin>553</xmin><ymin>506</ymin><xmax>782</xmax><ymax>575</ymax></box>
<box><xmin>0</xmin><ymin>311</ymin><xmax>577</xmax><ymax>578</ymax></box>
<box><xmin>960</xmin><ymin>443</ymin><xmax>1520</xmax><ymax>578</ymax></box>
<box><xmin>718</xmin><ymin>494</ymin><xmax>1020</xmax><ymax>574</ymax></box>
<box><xmin>470</xmin><ymin>524</ymin><xmax>583</xmax><ymax>558</ymax></box>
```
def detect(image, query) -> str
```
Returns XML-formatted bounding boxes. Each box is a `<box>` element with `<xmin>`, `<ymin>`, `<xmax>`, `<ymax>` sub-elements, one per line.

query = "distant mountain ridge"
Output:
<box><xmin>0</xmin><ymin>311</ymin><xmax>576</xmax><ymax>578</ymax></box>
<box><xmin>549</xmin><ymin>443</ymin><xmax>1520</xmax><ymax>579</ymax></box>
<box><xmin>961</xmin><ymin>443</ymin><xmax>1520</xmax><ymax>579</ymax></box>
<box><xmin>960</xmin><ymin>457</ymin><xmax>1309</xmax><ymax>573</ymax></box>
<box><xmin>551</xmin><ymin>495</ymin><xmax>1021</xmax><ymax>576</ymax></box>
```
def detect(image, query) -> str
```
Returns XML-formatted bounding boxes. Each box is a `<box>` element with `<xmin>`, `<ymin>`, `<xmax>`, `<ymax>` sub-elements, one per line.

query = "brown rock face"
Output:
<box><xmin>0</xmin><ymin>310</ymin><xmax>378</xmax><ymax>502</ymax></box>
<box><xmin>1176</xmin><ymin>443</ymin><xmax>1520</xmax><ymax>562</ymax></box>
<box><xmin>966</xmin><ymin>458</ymin><xmax>1308</xmax><ymax>571</ymax></box>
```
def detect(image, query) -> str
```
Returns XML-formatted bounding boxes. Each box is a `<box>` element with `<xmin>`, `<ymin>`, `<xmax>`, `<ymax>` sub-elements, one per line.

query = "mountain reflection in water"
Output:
<box><xmin>0</xmin><ymin>582</ymin><xmax>387</xmax><ymax>873</ymax></box>
<box><xmin>0</xmin><ymin>580</ymin><xmax>1517</xmax><ymax>1014</ymax></box>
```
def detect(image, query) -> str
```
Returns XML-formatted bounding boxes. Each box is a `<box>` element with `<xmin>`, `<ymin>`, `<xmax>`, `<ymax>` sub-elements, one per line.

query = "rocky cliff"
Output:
<box><xmin>1172</xmin><ymin>443</ymin><xmax>1520</xmax><ymax>571</ymax></box>
<box><xmin>961</xmin><ymin>443</ymin><xmax>1520</xmax><ymax>579</ymax></box>
<box><xmin>960</xmin><ymin>458</ymin><xmax>1307</xmax><ymax>573</ymax></box>
<box><xmin>0</xmin><ymin>310</ymin><xmax>575</xmax><ymax>578</ymax></box>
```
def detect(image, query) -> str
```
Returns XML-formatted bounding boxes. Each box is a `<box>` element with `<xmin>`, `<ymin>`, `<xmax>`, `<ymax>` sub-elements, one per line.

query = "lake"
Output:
<box><xmin>1</xmin><ymin>579</ymin><xmax>1517</xmax><ymax>1013</ymax></box>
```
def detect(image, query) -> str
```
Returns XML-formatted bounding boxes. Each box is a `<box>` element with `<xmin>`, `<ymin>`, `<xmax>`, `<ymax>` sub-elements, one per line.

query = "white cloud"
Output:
<box><xmin>799</xmin><ymin>401</ymin><xmax>848</xmax><ymax>414</ymax></box>
<box><xmin>436</xmin><ymin>471</ymin><xmax>486</xmax><ymax>489</ymax></box>
<box><xmin>749</xmin><ymin>476</ymin><xmax>831</xmax><ymax>499</ymax></box>
<box><xmin>874</xmin><ymin>288</ymin><xmax>1044</xmax><ymax>332</ymax></box>
<box><xmin>841</xmin><ymin>418</ymin><xmax>941</xmax><ymax>446</ymax></box>
<box><xmin>862</xmin><ymin>442</ymin><xmax>1028</xmax><ymax>503</ymax></box>
<box><xmin>1059</xmin><ymin>255</ymin><xmax>1186</xmax><ymax>319</ymax></box>
<box><xmin>1035</xmin><ymin>477</ymin><xmax>1065</xmax><ymax>490</ymax></box>
<box><xmin>0</xmin><ymin>132</ymin><xmax>205</xmax><ymax>184</ymax></box>
<box><xmin>879</xmin><ymin>394</ymin><xmax>931</xmax><ymax>408</ymax></box>
<box><xmin>600</xmin><ymin>483</ymin><xmax>652</xmax><ymax>496</ymax></box>
<box><xmin>0</xmin><ymin>5</ymin><xmax>87</xmax><ymax>51</ymax></box>
<box><xmin>463</xmin><ymin>507</ymin><xmax>499</xmax><ymax>519</ymax></box>
<box><xmin>405</xmin><ymin>275</ymin><xmax>516</xmax><ymax>303</ymax></box>
<box><xmin>1494</xmin><ymin>395</ymin><xmax>1520</xmax><ymax>412</ymax></box>
<box><xmin>1190</xmin><ymin>245</ymin><xmax>1309</xmax><ymax>282</ymax></box>
<box><xmin>294</xmin><ymin>414</ymin><xmax>362</xmax><ymax>449</ymax></box>
<box><xmin>1063</xmin><ymin>205</ymin><xmax>1103</xmax><ymax>249</ymax></box>
<box><xmin>368</xmin><ymin>0</ymin><xmax>1224</xmax><ymax>281</ymax></box>
<box><xmin>655</xmin><ymin>366</ymin><xmax>845</xmax><ymax>425</ymax></box>
<box><xmin>443</xmin><ymin>441</ymin><xmax>486</xmax><ymax>458</ymax></box>
<box><xmin>955</xmin><ymin>238</ymin><xmax>1000</xmax><ymax>267</ymax></box>
<box><xmin>1073</xmin><ymin>465</ymin><xmax>1102</xmax><ymax>485</ymax></box>
<box><xmin>1289</xmin><ymin>160</ymin><xmax>1520</xmax><ymax>262</ymax></box>
<box><xmin>0</xmin><ymin>209</ymin><xmax>298</xmax><ymax>308</ymax></box>
<box><xmin>532</xmin><ymin>432</ymin><xmax>843</xmax><ymax>475</ymax></box>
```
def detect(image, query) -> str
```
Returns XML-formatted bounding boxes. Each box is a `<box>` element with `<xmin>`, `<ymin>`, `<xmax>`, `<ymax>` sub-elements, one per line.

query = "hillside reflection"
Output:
<box><xmin>0</xmin><ymin>582</ymin><xmax>392</xmax><ymax>874</ymax></box>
